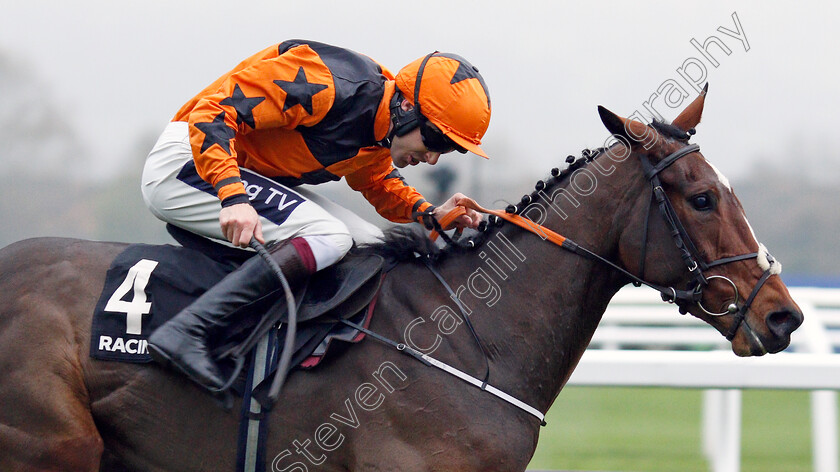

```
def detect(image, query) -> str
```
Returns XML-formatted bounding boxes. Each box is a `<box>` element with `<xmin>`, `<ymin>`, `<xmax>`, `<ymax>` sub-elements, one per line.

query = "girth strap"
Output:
<box><xmin>421</xmin><ymin>257</ymin><xmax>492</xmax><ymax>389</ymax></box>
<box><xmin>340</xmin><ymin>318</ymin><xmax>546</xmax><ymax>425</ymax></box>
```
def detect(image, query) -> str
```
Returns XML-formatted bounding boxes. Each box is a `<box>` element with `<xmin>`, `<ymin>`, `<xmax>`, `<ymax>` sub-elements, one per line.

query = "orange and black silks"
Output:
<box><xmin>173</xmin><ymin>40</ymin><xmax>434</xmax><ymax>223</ymax></box>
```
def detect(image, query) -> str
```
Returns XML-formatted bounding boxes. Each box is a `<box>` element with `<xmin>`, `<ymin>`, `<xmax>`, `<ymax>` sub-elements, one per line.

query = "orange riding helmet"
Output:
<box><xmin>395</xmin><ymin>52</ymin><xmax>492</xmax><ymax>158</ymax></box>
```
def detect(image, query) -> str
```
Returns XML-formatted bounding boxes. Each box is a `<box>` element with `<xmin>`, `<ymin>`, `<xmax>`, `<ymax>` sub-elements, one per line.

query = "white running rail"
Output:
<box><xmin>566</xmin><ymin>287</ymin><xmax>840</xmax><ymax>472</ymax></box>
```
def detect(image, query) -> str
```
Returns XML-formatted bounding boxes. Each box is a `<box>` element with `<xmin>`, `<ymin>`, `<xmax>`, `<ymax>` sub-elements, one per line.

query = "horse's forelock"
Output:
<box><xmin>650</xmin><ymin>120</ymin><xmax>692</xmax><ymax>141</ymax></box>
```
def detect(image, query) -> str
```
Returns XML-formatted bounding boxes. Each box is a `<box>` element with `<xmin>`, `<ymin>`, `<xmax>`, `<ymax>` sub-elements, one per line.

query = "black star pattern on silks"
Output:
<box><xmin>273</xmin><ymin>67</ymin><xmax>329</xmax><ymax>115</ymax></box>
<box><xmin>220</xmin><ymin>84</ymin><xmax>265</xmax><ymax>129</ymax></box>
<box><xmin>194</xmin><ymin>112</ymin><xmax>235</xmax><ymax>155</ymax></box>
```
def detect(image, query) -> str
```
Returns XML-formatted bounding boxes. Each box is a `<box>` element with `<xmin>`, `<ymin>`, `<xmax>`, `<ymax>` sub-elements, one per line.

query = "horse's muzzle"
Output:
<box><xmin>762</xmin><ymin>307</ymin><xmax>804</xmax><ymax>353</ymax></box>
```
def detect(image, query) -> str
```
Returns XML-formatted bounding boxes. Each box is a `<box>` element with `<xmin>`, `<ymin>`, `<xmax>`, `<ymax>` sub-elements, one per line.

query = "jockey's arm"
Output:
<box><xmin>345</xmin><ymin>160</ymin><xmax>480</xmax><ymax>230</ymax></box>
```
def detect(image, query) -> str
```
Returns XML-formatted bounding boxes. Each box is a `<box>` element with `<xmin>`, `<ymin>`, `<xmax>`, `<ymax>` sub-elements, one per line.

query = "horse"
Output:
<box><xmin>0</xmin><ymin>88</ymin><xmax>803</xmax><ymax>471</ymax></box>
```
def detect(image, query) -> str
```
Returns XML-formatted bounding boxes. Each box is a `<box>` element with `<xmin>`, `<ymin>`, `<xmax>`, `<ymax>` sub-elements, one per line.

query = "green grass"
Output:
<box><xmin>528</xmin><ymin>387</ymin><xmax>822</xmax><ymax>471</ymax></box>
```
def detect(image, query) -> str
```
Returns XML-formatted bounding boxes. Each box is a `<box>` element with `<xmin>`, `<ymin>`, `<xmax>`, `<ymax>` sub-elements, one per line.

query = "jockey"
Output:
<box><xmin>141</xmin><ymin>40</ymin><xmax>491</xmax><ymax>391</ymax></box>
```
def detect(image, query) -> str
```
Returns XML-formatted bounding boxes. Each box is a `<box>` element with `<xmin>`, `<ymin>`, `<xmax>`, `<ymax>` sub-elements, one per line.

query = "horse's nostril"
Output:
<box><xmin>766</xmin><ymin>309</ymin><xmax>804</xmax><ymax>337</ymax></box>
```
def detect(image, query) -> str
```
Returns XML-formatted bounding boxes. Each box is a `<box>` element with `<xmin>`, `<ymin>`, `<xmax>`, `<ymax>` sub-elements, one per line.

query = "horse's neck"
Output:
<box><xmin>435</xmin><ymin>159</ymin><xmax>642</xmax><ymax>413</ymax></box>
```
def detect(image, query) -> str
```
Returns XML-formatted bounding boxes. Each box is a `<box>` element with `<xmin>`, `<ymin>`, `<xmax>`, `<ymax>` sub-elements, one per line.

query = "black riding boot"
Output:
<box><xmin>148</xmin><ymin>242</ymin><xmax>311</xmax><ymax>391</ymax></box>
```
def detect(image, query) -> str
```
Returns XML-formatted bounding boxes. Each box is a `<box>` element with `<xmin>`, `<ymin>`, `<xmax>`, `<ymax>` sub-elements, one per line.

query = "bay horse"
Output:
<box><xmin>0</xmin><ymin>89</ymin><xmax>802</xmax><ymax>471</ymax></box>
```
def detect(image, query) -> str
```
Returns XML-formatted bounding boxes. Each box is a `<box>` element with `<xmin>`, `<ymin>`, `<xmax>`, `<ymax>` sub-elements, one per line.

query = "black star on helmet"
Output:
<box><xmin>194</xmin><ymin>112</ymin><xmax>235</xmax><ymax>154</ymax></box>
<box><xmin>220</xmin><ymin>84</ymin><xmax>265</xmax><ymax>129</ymax></box>
<box><xmin>439</xmin><ymin>53</ymin><xmax>490</xmax><ymax>106</ymax></box>
<box><xmin>273</xmin><ymin>67</ymin><xmax>329</xmax><ymax>115</ymax></box>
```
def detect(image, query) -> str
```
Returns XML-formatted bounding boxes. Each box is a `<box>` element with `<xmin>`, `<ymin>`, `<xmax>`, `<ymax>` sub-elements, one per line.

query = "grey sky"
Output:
<box><xmin>2</xmin><ymin>0</ymin><xmax>837</xmax><ymax>181</ymax></box>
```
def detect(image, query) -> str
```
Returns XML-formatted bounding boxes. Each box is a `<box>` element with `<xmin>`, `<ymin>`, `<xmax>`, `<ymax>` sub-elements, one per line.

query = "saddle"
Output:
<box><xmin>91</xmin><ymin>224</ymin><xmax>384</xmax><ymax>383</ymax></box>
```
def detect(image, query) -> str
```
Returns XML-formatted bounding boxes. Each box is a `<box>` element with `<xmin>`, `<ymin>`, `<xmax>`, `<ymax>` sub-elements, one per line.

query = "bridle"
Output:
<box><xmin>432</xmin><ymin>142</ymin><xmax>781</xmax><ymax>343</ymax></box>
<box><xmin>634</xmin><ymin>143</ymin><xmax>779</xmax><ymax>341</ymax></box>
<box><xmin>394</xmin><ymin>139</ymin><xmax>782</xmax><ymax>424</ymax></box>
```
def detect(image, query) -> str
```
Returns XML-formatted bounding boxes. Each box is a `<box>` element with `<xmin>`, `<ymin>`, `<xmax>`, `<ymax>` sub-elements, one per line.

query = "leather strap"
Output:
<box><xmin>428</xmin><ymin>198</ymin><xmax>700</xmax><ymax>307</ymax></box>
<box><xmin>431</xmin><ymin>197</ymin><xmax>569</xmax><ymax>248</ymax></box>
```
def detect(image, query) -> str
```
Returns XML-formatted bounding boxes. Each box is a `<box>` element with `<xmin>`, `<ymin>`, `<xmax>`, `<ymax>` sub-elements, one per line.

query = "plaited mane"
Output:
<box><xmin>357</xmin><ymin>147</ymin><xmax>603</xmax><ymax>260</ymax></box>
<box><xmin>361</xmin><ymin>120</ymin><xmax>688</xmax><ymax>260</ymax></box>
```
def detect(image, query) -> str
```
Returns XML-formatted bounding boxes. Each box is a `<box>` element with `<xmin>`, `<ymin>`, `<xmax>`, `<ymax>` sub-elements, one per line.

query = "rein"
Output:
<box><xmin>350</xmin><ymin>142</ymin><xmax>780</xmax><ymax>428</ymax></box>
<box><xmin>434</xmin><ymin>143</ymin><xmax>779</xmax><ymax>342</ymax></box>
<box><xmin>433</xmin><ymin>196</ymin><xmax>701</xmax><ymax>306</ymax></box>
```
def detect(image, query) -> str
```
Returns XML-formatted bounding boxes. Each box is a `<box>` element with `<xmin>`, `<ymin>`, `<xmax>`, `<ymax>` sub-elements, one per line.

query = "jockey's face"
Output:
<box><xmin>391</xmin><ymin>127</ymin><xmax>441</xmax><ymax>168</ymax></box>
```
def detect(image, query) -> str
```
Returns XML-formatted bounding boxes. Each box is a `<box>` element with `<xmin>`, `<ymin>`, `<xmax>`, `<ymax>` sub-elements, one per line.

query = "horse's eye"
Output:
<box><xmin>690</xmin><ymin>193</ymin><xmax>715</xmax><ymax>211</ymax></box>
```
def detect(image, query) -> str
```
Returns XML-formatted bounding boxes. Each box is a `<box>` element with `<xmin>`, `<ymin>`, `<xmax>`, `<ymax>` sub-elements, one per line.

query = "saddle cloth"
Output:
<box><xmin>90</xmin><ymin>235</ymin><xmax>383</xmax><ymax>371</ymax></box>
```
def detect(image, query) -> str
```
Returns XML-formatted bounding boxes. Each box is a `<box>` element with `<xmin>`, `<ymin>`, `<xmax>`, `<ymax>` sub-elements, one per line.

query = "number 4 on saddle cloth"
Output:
<box><xmin>90</xmin><ymin>224</ymin><xmax>384</xmax><ymax>394</ymax></box>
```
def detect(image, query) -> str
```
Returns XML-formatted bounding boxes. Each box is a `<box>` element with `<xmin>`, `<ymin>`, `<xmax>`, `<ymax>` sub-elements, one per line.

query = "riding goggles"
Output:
<box><xmin>420</xmin><ymin>120</ymin><xmax>467</xmax><ymax>154</ymax></box>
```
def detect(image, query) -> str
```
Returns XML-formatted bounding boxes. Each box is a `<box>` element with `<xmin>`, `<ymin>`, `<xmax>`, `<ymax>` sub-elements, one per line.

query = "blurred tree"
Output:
<box><xmin>0</xmin><ymin>52</ymin><xmax>169</xmax><ymax>247</ymax></box>
<box><xmin>0</xmin><ymin>50</ymin><xmax>88</xmax><ymax>178</ymax></box>
<box><xmin>83</xmin><ymin>131</ymin><xmax>172</xmax><ymax>245</ymax></box>
<box><xmin>0</xmin><ymin>50</ymin><xmax>92</xmax><ymax>246</ymax></box>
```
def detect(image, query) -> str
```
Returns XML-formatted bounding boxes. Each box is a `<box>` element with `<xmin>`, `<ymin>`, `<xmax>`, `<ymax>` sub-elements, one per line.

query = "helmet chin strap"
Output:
<box><xmin>383</xmin><ymin>52</ymin><xmax>437</xmax><ymax>148</ymax></box>
<box><xmin>378</xmin><ymin>91</ymin><xmax>420</xmax><ymax>149</ymax></box>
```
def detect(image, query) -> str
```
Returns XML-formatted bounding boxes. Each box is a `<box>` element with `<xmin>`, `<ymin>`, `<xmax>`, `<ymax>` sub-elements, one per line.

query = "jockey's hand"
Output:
<box><xmin>434</xmin><ymin>193</ymin><xmax>482</xmax><ymax>230</ymax></box>
<box><xmin>220</xmin><ymin>203</ymin><xmax>265</xmax><ymax>247</ymax></box>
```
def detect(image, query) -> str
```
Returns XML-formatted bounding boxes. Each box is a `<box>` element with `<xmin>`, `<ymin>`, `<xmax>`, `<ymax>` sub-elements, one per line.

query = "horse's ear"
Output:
<box><xmin>598</xmin><ymin>105</ymin><xmax>652</xmax><ymax>145</ymax></box>
<box><xmin>672</xmin><ymin>83</ymin><xmax>708</xmax><ymax>132</ymax></box>
<box><xmin>598</xmin><ymin>105</ymin><xmax>625</xmax><ymax>137</ymax></box>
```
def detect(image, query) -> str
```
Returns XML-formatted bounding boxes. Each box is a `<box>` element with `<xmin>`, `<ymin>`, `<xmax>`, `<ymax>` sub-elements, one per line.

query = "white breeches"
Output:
<box><xmin>140</xmin><ymin>122</ymin><xmax>384</xmax><ymax>270</ymax></box>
